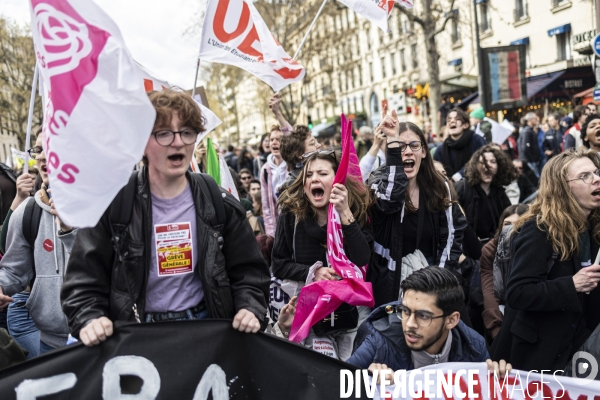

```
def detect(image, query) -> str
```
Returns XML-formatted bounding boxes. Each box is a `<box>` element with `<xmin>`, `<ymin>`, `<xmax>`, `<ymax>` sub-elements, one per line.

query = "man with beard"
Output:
<box><xmin>434</xmin><ymin>108</ymin><xmax>486</xmax><ymax>182</ymax></box>
<box><xmin>581</xmin><ymin>114</ymin><xmax>600</xmax><ymax>154</ymax></box>
<box><xmin>347</xmin><ymin>267</ymin><xmax>493</xmax><ymax>372</ymax></box>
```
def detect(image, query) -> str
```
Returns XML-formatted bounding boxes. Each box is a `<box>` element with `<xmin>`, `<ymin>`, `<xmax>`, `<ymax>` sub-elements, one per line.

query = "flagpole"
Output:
<box><xmin>24</xmin><ymin>63</ymin><xmax>39</xmax><ymax>174</ymax></box>
<box><xmin>191</xmin><ymin>56</ymin><xmax>201</xmax><ymax>98</ymax></box>
<box><xmin>292</xmin><ymin>0</ymin><xmax>328</xmax><ymax>60</ymax></box>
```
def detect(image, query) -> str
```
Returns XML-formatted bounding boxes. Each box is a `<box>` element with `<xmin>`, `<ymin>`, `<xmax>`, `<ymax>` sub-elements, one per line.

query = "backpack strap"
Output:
<box><xmin>22</xmin><ymin>198</ymin><xmax>43</xmax><ymax>285</ymax></box>
<box><xmin>191</xmin><ymin>173</ymin><xmax>226</xmax><ymax>250</ymax></box>
<box><xmin>23</xmin><ymin>198</ymin><xmax>43</xmax><ymax>250</ymax></box>
<box><xmin>196</xmin><ymin>173</ymin><xmax>226</xmax><ymax>227</ymax></box>
<box><xmin>110</xmin><ymin>172</ymin><xmax>138</xmax><ymax>228</ymax></box>
<box><xmin>109</xmin><ymin>172</ymin><xmax>140</xmax><ymax>323</ymax></box>
<box><xmin>547</xmin><ymin>251</ymin><xmax>558</xmax><ymax>273</ymax></box>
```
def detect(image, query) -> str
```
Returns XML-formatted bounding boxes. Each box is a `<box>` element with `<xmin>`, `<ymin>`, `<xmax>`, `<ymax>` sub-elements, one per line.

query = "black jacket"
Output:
<box><xmin>367</xmin><ymin>148</ymin><xmax>467</xmax><ymax>307</ymax></box>
<box><xmin>454</xmin><ymin>179</ymin><xmax>512</xmax><ymax>241</ymax></box>
<box><xmin>519</xmin><ymin>126</ymin><xmax>540</xmax><ymax>163</ymax></box>
<box><xmin>347</xmin><ymin>301</ymin><xmax>489</xmax><ymax>370</ymax></box>
<box><xmin>491</xmin><ymin>219</ymin><xmax>600</xmax><ymax>372</ymax></box>
<box><xmin>272</xmin><ymin>210</ymin><xmax>373</xmax><ymax>282</ymax></box>
<box><xmin>542</xmin><ymin>128</ymin><xmax>563</xmax><ymax>158</ymax></box>
<box><xmin>61</xmin><ymin>169</ymin><xmax>270</xmax><ymax>338</ymax></box>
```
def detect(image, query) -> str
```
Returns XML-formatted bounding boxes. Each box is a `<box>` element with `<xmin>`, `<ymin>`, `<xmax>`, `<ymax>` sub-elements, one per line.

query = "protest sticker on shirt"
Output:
<box><xmin>312</xmin><ymin>338</ymin><xmax>337</xmax><ymax>359</ymax></box>
<box><xmin>155</xmin><ymin>222</ymin><xmax>194</xmax><ymax>276</ymax></box>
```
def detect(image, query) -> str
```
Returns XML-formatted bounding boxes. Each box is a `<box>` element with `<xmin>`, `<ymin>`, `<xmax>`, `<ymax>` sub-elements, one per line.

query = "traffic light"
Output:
<box><xmin>308</xmin><ymin>115</ymin><xmax>313</xmax><ymax>129</ymax></box>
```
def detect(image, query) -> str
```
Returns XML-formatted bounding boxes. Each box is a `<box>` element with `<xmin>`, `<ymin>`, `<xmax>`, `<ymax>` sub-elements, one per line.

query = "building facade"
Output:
<box><xmin>216</xmin><ymin>0</ymin><xmax>598</xmax><ymax>144</ymax></box>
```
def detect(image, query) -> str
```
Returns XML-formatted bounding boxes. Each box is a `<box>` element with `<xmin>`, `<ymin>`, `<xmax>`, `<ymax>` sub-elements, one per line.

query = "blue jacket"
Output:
<box><xmin>347</xmin><ymin>301</ymin><xmax>489</xmax><ymax>370</ymax></box>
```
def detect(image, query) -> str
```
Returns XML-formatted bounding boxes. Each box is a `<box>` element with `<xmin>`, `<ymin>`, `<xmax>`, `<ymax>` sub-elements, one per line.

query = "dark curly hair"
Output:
<box><xmin>280</xmin><ymin>125</ymin><xmax>312</xmax><ymax>167</ymax></box>
<box><xmin>581</xmin><ymin>114</ymin><xmax>600</xmax><ymax>148</ymax></box>
<box><xmin>464</xmin><ymin>145</ymin><xmax>518</xmax><ymax>187</ymax></box>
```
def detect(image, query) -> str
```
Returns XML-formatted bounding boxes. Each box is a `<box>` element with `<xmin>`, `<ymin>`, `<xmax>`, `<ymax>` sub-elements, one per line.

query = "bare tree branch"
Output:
<box><xmin>393</xmin><ymin>4</ymin><xmax>426</xmax><ymax>28</ymax></box>
<box><xmin>433</xmin><ymin>0</ymin><xmax>457</xmax><ymax>37</ymax></box>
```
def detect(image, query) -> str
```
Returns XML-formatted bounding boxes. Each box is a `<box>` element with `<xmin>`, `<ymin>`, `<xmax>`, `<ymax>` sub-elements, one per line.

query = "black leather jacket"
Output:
<box><xmin>61</xmin><ymin>168</ymin><xmax>270</xmax><ymax>338</ymax></box>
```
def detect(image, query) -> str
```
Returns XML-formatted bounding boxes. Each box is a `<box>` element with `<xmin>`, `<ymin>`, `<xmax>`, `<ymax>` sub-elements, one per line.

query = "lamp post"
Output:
<box><xmin>473</xmin><ymin>0</ymin><xmax>486</xmax><ymax>110</ymax></box>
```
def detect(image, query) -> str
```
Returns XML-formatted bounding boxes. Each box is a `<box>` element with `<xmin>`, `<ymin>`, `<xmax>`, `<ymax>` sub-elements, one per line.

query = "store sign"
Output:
<box><xmin>573</xmin><ymin>30</ymin><xmax>596</xmax><ymax>46</ymax></box>
<box><xmin>481</xmin><ymin>45</ymin><xmax>528</xmax><ymax>112</ymax></box>
<box><xmin>574</xmin><ymin>55</ymin><xmax>592</xmax><ymax>67</ymax></box>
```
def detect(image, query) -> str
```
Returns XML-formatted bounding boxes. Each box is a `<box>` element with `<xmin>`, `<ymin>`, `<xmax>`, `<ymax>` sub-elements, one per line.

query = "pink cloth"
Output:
<box><xmin>289</xmin><ymin>115</ymin><xmax>374</xmax><ymax>342</ymax></box>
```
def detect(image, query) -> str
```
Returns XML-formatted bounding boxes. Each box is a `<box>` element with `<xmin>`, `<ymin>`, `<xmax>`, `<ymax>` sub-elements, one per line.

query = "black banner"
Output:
<box><xmin>0</xmin><ymin>320</ymin><xmax>367</xmax><ymax>399</ymax></box>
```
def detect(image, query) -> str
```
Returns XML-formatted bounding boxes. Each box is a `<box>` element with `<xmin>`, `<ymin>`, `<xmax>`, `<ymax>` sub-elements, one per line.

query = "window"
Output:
<box><xmin>397</xmin><ymin>14</ymin><xmax>403</xmax><ymax>35</ymax></box>
<box><xmin>381</xmin><ymin>56</ymin><xmax>386</xmax><ymax>78</ymax></box>
<box><xmin>556</xmin><ymin>31</ymin><xmax>571</xmax><ymax>61</ymax></box>
<box><xmin>514</xmin><ymin>0</ymin><xmax>528</xmax><ymax>21</ymax></box>
<box><xmin>400</xmin><ymin>49</ymin><xmax>407</xmax><ymax>72</ymax></box>
<box><xmin>358</xmin><ymin>66</ymin><xmax>363</xmax><ymax>86</ymax></box>
<box><xmin>479</xmin><ymin>3</ymin><xmax>491</xmax><ymax>32</ymax></box>
<box><xmin>391</xmin><ymin>52</ymin><xmax>397</xmax><ymax>75</ymax></box>
<box><xmin>369</xmin><ymin>62</ymin><xmax>374</xmax><ymax>82</ymax></box>
<box><xmin>348</xmin><ymin>71</ymin><xmax>353</xmax><ymax>90</ymax></box>
<box><xmin>411</xmin><ymin>44</ymin><xmax>418</xmax><ymax>69</ymax></box>
<box><xmin>451</xmin><ymin>11</ymin><xmax>461</xmax><ymax>43</ymax></box>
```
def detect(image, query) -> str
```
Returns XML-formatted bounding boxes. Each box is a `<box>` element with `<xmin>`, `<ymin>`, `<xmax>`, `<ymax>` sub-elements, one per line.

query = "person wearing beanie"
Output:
<box><xmin>470</xmin><ymin>107</ymin><xmax>492</xmax><ymax>144</ymax></box>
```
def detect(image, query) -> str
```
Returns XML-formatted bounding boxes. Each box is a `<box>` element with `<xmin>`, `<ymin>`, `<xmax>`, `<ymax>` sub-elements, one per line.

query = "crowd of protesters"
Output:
<box><xmin>0</xmin><ymin>89</ymin><xmax>598</xmax><ymax>385</ymax></box>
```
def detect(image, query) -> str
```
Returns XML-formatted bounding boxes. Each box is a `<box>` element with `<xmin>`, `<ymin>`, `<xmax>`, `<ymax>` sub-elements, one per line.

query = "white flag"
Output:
<box><xmin>134</xmin><ymin>63</ymin><xmax>222</xmax><ymax>138</ymax></box>
<box><xmin>475</xmin><ymin>117</ymin><xmax>513</xmax><ymax>145</ymax></box>
<box><xmin>338</xmin><ymin>1</ymin><xmax>413</xmax><ymax>32</ymax></box>
<box><xmin>199</xmin><ymin>0</ymin><xmax>305</xmax><ymax>92</ymax></box>
<box><xmin>30</xmin><ymin>0</ymin><xmax>156</xmax><ymax>228</ymax></box>
<box><xmin>219</xmin><ymin>156</ymin><xmax>239</xmax><ymax>200</ymax></box>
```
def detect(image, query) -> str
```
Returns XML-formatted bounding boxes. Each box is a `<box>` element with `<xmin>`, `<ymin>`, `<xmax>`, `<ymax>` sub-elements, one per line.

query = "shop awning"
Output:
<box><xmin>547</xmin><ymin>24</ymin><xmax>571</xmax><ymax>37</ymax></box>
<box><xmin>467</xmin><ymin>70</ymin><xmax>571</xmax><ymax>105</ymax></box>
<box><xmin>448</xmin><ymin>58</ymin><xmax>463</xmax><ymax>67</ymax></box>
<box><xmin>310</xmin><ymin>122</ymin><xmax>335</xmax><ymax>137</ymax></box>
<box><xmin>510</xmin><ymin>37</ymin><xmax>530</xmax><ymax>46</ymax></box>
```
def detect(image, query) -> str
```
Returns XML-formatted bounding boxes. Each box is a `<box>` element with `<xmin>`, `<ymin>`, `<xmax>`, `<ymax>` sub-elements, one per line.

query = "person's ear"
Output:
<box><xmin>444</xmin><ymin>311</ymin><xmax>460</xmax><ymax>330</ymax></box>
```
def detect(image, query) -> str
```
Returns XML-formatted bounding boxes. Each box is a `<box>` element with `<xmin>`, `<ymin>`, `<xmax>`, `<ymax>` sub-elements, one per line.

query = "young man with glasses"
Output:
<box><xmin>60</xmin><ymin>89</ymin><xmax>270</xmax><ymax>346</ymax></box>
<box><xmin>347</xmin><ymin>267</ymin><xmax>499</xmax><ymax>374</ymax></box>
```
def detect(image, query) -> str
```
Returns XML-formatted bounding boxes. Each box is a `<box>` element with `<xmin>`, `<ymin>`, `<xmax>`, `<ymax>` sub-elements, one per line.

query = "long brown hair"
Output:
<box><xmin>277</xmin><ymin>151</ymin><xmax>372</xmax><ymax>228</ymax></box>
<box><xmin>512</xmin><ymin>148</ymin><xmax>600</xmax><ymax>260</ymax></box>
<box><xmin>400</xmin><ymin>122</ymin><xmax>456</xmax><ymax>213</ymax></box>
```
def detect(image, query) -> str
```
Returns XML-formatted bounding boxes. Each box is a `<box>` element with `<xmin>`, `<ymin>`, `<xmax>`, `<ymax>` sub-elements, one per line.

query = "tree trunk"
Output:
<box><xmin>421</xmin><ymin>0</ymin><xmax>441</xmax><ymax>135</ymax></box>
<box><xmin>425</xmin><ymin>31</ymin><xmax>441</xmax><ymax>136</ymax></box>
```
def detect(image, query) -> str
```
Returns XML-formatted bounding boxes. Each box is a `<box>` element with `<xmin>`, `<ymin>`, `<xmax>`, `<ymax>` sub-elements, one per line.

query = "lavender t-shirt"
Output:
<box><xmin>145</xmin><ymin>185</ymin><xmax>204</xmax><ymax>312</ymax></box>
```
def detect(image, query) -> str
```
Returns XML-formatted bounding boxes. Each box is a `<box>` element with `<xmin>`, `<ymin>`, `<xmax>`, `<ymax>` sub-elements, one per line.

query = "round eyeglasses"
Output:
<box><xmin>27</xmin><ymin>146</ymin><xmax>43</xmax><ymax>160</ymax></box>
<box><xmin>396</xmin><ymin>141</ymin><xmax>425</xmax><ymax>153</ymax></box>
<box><xmin>566</xmin><ymin>169</ymin><xmax>600</xmax><ymax>184</ymax></box>
<box><xmin>395</xmin><ymin>304</ymin><xmax>448</xmax><ymax>327</ymax></box>
<box><xmin>151</xmin><ymin>129</ymin><xmax>199</xmax><ymax>147</ymax></box>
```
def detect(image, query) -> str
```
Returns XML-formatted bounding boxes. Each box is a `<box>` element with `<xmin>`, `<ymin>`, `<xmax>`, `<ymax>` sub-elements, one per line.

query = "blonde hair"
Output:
<box><xmin>513</xmin><ymin>148</ymin><xmax>600</xmax><ymax>260</ymax></box>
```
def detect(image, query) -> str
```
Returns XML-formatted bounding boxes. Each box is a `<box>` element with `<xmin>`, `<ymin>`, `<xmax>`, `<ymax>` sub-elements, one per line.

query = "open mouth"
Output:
<box><xmin>311</xmin><ymin>188</ymin><xmax>325</xmax><ymax>200</ymax></box>
<box><xmin>403</xmin><ymin>160</ymin><xmax>415</xmax><ymax>171</ymax></box>
<box><xmin>168</xmin><ymin>154</ymin><xmax>185</xmax><ymax>162</ymax></box>
<box><xmin>39</xmin><ymin>164</ymin><xmax>47</xmax><ymax>173</ymax></box>
<box><xmin>592</xmin><ymin>188</ymin><xmax>600</xmax><ymax>197</ymax></box>
<box><xmin>405</xmin><ymin>331</ymin><xmax>422</xmax><ymax>343</ymax></box>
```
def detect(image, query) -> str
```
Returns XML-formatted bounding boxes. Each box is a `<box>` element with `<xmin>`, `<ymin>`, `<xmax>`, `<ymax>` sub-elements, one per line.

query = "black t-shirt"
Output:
<box><xmin>0</xmin><ymin>174</ymin><xmax>15</xmax><ymax>223</ymax></box>
<box><xmin>401</xmin><ymin>201</ymin><xmax>435</xmax><ymax>261</ymax></box>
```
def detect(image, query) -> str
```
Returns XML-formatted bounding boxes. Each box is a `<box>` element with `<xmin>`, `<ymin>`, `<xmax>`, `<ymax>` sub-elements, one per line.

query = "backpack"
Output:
<box><xmin>110</xmin><ymin>172</ymin><xmax>226</xmax><ymax>322</ymax></box>
<box><xmin>493</xmin><ymin>225</ymin><xmax>557</xmax><ymax>304</ymax></box>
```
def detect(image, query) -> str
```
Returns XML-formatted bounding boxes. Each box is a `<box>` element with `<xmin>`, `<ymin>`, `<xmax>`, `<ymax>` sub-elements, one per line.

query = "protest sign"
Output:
<box><xmin>199</xmin><ymin>0</ymin><xmax>305</xmax><ymax>92</ymax></box>
<box><xmin>0</xmin><ymin>321</ymin><xmax>366</xmax><ymax>400</ymax></box>
<box><xmin>30</xmin><ymin>0</ymin><xmax>156</xmax><ymax>228</ymax></box>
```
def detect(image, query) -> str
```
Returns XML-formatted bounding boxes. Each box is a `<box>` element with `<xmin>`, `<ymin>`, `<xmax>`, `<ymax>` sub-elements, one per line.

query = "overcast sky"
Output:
<box><xmin>2</xmin><ymin>0</ymin><xmax>207</xmax><ymax>88</ymax></box>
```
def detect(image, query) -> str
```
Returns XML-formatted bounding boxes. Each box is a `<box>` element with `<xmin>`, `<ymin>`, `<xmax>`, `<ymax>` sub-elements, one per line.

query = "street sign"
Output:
<box><xmin>592</xmin><ymin>33</ymin><xmax>600</xmax><ymax>57</ymax></box>
<box><xmin>594</xmin><ymin>83</ymin><xmax>600</xmax><ymax>102</ymax></box>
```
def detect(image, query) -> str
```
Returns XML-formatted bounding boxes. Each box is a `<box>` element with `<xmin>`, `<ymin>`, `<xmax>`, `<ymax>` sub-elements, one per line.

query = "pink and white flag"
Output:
<box><xmin>199</xmin><ymin>0</ymin><xmax>305</xmax><ymax>92</ymax></box>
<box><xmin>338</xmin><ymin>0</ymin><xmax>413</xmax><ymax>32</ymax></box>
<box><xmin>29</xmin><ymin>0</ymin><xmax>156</xmax><ymax>228</ymax></box>
<box><xmin>289</xmin><ymin>115</ymin><xmax>374</xmax><ymax>343</ymax></box>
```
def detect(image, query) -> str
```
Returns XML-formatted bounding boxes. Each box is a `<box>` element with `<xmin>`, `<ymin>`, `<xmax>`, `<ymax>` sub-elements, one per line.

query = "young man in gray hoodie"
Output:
<box><xmin>0</xmin><ymin>134</ymin><xmax>76</xmax><ymax>354</ymax></box>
